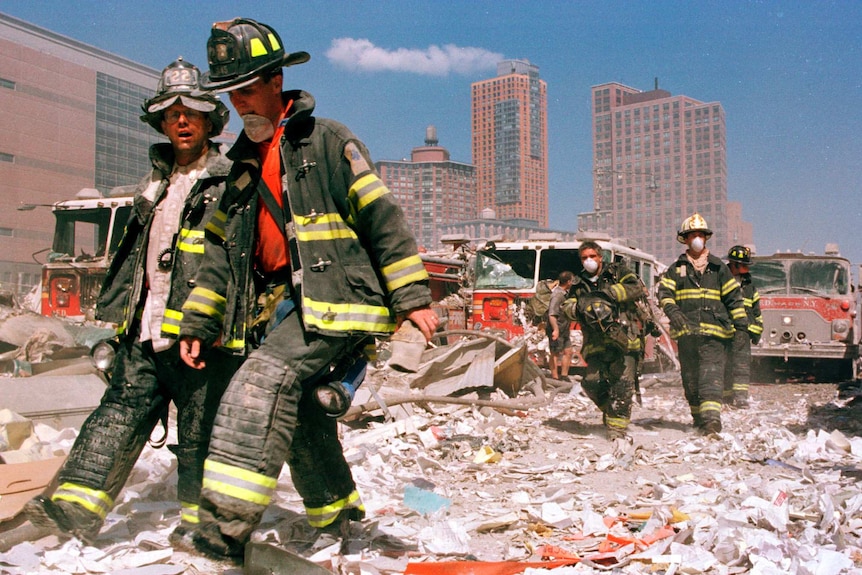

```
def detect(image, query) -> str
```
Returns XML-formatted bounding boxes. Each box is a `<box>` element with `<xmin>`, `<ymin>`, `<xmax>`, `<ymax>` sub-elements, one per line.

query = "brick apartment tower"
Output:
<box><xmin>580</xmin><ymin>81</ymin><xmax>748</xmax><ymax>264</ymax></box>
<box><xmin>471</xmin><ymin>60</ymin><xmax>548</xmax><ymax>227</ymax></box>
<box><xmin>376</xmin><ymin>126</ymin><xmax>475</xmax><ymax>251</ymax></box>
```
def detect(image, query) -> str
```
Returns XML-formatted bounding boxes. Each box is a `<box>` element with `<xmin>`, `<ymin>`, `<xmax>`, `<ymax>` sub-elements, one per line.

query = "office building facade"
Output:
<box><xmin>579</xmin><ymin>81</ymin><xmax>750</xmax><ymax>264</ymax></box>
<box><xmin>471</xmin><ymin>60</ymin><xmax>548</xmax><ymax>228</ymax></box>
<box><xmin>377</xmin><ymin>126</ymin><xmax>475</xmax><ymax>251</ymax></box>
<box><xmin>0</xmin><ymin>12</ymin><xmax>162</xmax><ymax>295</ymax></box>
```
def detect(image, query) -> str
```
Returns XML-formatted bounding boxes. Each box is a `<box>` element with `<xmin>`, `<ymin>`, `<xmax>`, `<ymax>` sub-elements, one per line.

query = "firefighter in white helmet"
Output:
<box><xmin>25</xmin><ymin>59</ymin><xmax>239</xmax><ymax>547</ymax></box>
<box><xmin>657</xmin><ymin>213</ymin><xmax>748</xmax><ymax>435</ymax></box>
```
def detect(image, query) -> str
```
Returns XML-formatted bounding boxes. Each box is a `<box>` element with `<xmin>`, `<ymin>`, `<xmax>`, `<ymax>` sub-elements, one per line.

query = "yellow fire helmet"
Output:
<box><xmin>677</xmin><ymin>213</ymin><xmax>713</xmax><ymax>243</ymax></box>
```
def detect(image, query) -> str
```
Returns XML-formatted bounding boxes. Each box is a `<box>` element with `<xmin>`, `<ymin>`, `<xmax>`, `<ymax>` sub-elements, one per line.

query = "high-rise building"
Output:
<box><xmin>471</xmin><ymin>59</ymin><xmax>548</xmax><ymax>227</ymax></box>
<box><xmin>376</xmin><ymin>126</ymin><xmax>475</xmax><ymax>250</ymax></box>
<box><xmin>0</xmin><ymin>12</ymin><xmax>163</xmax><ymax>294</ymax></box>
<box><xmin>579</xmin><ymin>81</ymin><xmax>750</xmax><ymax>264</ymax></box>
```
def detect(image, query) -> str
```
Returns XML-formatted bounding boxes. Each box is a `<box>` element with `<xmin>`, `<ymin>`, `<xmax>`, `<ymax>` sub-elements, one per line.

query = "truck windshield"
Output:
<box><xmin>790</xmin><ymin>260</ymin><xmax>849</xmax><ymax>296</ymax></box>
<box><xmin>751</xmin><ymin>258</ymin><xmax>849</xmax><ymax>296</ymax></box>
<box><xmin>51</xmin><ymin>206</ymin><xmax>131</xmax><ymax>262</ymax></box>
<box><xmin>474</xmin><ymin>250</ymin><xmax>536</xmax><ymax>289</ymax></box>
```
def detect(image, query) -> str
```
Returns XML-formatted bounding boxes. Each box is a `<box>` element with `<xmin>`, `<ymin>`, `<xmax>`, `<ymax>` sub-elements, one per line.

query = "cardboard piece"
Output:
<box><xmin>0</xmin><ymin>456</ymin><xmax>65</xmax><ymax>523</ymax></box>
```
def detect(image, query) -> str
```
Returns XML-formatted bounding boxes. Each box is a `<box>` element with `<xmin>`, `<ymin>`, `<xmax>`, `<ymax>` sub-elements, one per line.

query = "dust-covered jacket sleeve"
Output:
<box><xmin>338</xmin><ymin>138</ymin><xmax>432</xmax><ymax>315</ymax></box>
<box><xmin>719</xmin><ymin>264</ymin><xmax>748</xmax><ymax>331</ymax></box>
<box><xmin>603</xmin><ymin>263</ymin><xmax>645</xmax><ymax>303</ymax></box>
<box><xmin>657</xmin><ymin>267</ymin><xmax>683</xmax><ymax>318</ymax></box>
<box><xmin>178</xmin><ymin>198</ymin><xmax>233</xmax><ymax>346</ymax></box>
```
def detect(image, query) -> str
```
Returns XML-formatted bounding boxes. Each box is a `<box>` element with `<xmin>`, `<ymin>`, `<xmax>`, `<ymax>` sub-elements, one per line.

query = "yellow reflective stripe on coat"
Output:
<box><xmin>180</xmin><ymin>502</ymin><xmax>199</xmax><ymax>524</ymax></box>
<box><xmin>161</xmin><ymin>308</ymin><xmax>183</xmax><ymax>335</ymax></box>
<box><xmin>749</xmin><ymin>323</ymin><xmax>763</xmax><ymax>335</ymax></box>
<box><xmin>202</xmin><ymin>459</ymin><xmax>276</xmax><ymax>507</ymax></box>
<box><xmin>177</xmin><ymin>228</ymin><xmax>205</xmax><ymax>253</ymax></box>
<box><xmin>294</xmin><ymin>212</ymin><xmax>358</xmax><ymax>242</ymax></box>
<box><xmin>699</xmin><ymin>323</ymin><xmax>735</xmax><ymax>338</ymax></box>
<box><xmin>730</xmin><ymin>307</ymin><xmax>747</xmax><ymax>321</ymax></box>
<box><xmin>183</xmin><ymin>287</ymin><xmax>227</xmax><ymax>322</ymax></box>
<box><xmin>349</xmin><ymin>173</ymin><xmax>389</xmax><ymax>211</ymax></box>
<box><xmin>306</xmin><ymin>490</ymin><xmax>365</xmax><ymax>528</ymax></box>
<box><xmin>607</xmin><ymin>283</ymin><xmax>627</xmax><ymax>302</ymax></box>
<box><xmin>675</xmin><ymin>288</ymin><xmax>721</xmax><ymax>301</ymax></box>
<box><xmin>660</xmin><ymin>276</ymin><xmax>677</xmax><ymax>291</ymax></box>
<box><xmin>204</xmin><ymin>209</ymin><xmax>227</xmax><ymax>240</ymax></box>
<box><xmin>302</xmin><ymin>297</ymin><xmax>395</xmax><ymax>333</ymax></box>
<box><xmin>381</xmin><ymin>254</ymin><xmax>429</xmax><ymax>292</ymax></box>
<box><xmin>720</xmin><ymin>278</ymin><xmax>739</xmax><ymax>296</ymax></box>
<box><xmin>52</xmin><ymin>482</ymin><xmax>113</xmax><ymax>520</ymax></box>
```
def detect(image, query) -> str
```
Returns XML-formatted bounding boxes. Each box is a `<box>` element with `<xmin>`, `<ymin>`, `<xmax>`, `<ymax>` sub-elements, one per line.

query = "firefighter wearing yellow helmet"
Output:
<box><xmin>723</xmin><ymin>245</ymin><xmax>763</xmax><ymax>408</ymax></box>
<box><xmin>658</xmin><ymin>213</ymin><xmax>748</xmax><ymax>435</ymax></box>
<box><xmin>25</xmin><ymin>59</ymin><xmax>240</xmax><ymax>547</ymax></box>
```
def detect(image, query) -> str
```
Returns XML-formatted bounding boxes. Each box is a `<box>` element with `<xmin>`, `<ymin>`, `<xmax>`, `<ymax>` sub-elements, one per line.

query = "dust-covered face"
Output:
<box><xmin>160</xmin><ymin>102</ymin><xmax>211</xmax><ymax>165</ymax></box>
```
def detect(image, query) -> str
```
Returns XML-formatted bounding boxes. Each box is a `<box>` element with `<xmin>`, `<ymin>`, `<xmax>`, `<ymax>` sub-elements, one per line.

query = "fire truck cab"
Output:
<box><xmin>40</xmin><ymin>186</ymin><xmax>135</xmax><ymax>319</ymax></box>
<box><xmin>468</xmin><ymin>231</ymin><xmax>674</xmax><ymax>372</ymax></box>
<box><xmin>748</xmin><ymin>245</ymin><xmax>861</xmax><ymax>381</ymax></box>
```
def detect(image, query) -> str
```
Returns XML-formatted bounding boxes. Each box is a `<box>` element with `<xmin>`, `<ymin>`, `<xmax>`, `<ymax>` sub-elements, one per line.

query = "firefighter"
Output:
<box><xmin>176</xmin><ymin>18</ymin><xmax>438</xmax><ymax>560</ymax></box>
<box><xmin>723</xmin><ymin>245</ymin><xmax>763</xmax><ymax>408</ymax></box>
<box><xmin>24</xmin><ymin>59</ymin><xmax>239</xmax><ymax>546</ymax></box>
<box><xmin>658</xmin><ymin>214</ymin><xmax>748</xmax><ymax>435</ymax></box>
<box><xmin>546</xmin><ymin>270</ymin><xmax>574</xmax><ymax>380</ymax></box>
<box><xmin>563</xmin><ymin>241</ymin><xmax>650</xmax><ymax>440</ymax></box>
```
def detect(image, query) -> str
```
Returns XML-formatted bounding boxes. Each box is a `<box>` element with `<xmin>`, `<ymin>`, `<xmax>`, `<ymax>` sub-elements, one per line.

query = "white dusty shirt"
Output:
<box><xmin>139</xmin><ymin>154</ymin><xmax>208</xmax><ymax>352</ymax></box>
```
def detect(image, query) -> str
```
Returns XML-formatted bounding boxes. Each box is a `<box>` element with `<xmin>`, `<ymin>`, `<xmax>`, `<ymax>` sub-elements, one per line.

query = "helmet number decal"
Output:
<box><xmin>165</xmin><ymin>68</ymin><xmax>195</xmax><ymax>87</ymax></box>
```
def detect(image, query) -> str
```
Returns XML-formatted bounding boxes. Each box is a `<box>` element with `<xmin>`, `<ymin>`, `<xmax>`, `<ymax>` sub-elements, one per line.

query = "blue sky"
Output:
<box><xmin>3</xmin><ymin>1</ymin><xmax>861</xmax><ymax>266</ymax></box>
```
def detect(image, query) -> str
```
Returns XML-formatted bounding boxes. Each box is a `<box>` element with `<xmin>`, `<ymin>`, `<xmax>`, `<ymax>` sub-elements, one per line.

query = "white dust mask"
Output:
<box><xmin>242</xmin><ymin>114</ymin><xmax>275</xmax><ymax>143</ymax></box>
<box><xmin>690</xmin><ymin>237</ymin><xmax>705</xmax><ymax>253</ymax></box>
<box><xmin>582</xmin><ymin>258</ymin><xmax>599</xmax><ymax>274</ymax></box>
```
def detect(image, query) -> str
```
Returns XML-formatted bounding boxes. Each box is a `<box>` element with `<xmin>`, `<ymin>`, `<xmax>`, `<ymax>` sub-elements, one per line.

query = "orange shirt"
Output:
<box><xmin>254</xmin><ymin>100</ymin><xmax>294</xmax><ymax>274</ymax></box>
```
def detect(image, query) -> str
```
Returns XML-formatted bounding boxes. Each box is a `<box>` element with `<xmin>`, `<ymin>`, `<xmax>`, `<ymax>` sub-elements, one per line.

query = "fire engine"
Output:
<box><xmin>39</xmin><ymin>186</ymin><xmax>135</xmax><ymax>319</ymax></box>
<box><xmin>748</xmin><ymin>245</ymin><xmax>861</xmax><ymax>382</ymax></box>
<box><xmin>423</xmin><ymin>231</ymin><xmax>676</xmax><ymax>373</ymax></box>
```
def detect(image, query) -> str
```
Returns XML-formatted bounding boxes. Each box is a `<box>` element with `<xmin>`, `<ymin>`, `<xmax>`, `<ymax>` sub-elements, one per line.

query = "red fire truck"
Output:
<box><xmin>456</xmin><ymin>231</ymin><xmax>675</xmax><ymax>373</ymax></box>
<box><xmin>748</xmin><ymin>245</ymin><xmax>861</xmax><ymax>382</ymax></box>
<box><xmin>39</xmin><ymin>187</ymin><xmax>135</xmax><ymax>319</ymax></box>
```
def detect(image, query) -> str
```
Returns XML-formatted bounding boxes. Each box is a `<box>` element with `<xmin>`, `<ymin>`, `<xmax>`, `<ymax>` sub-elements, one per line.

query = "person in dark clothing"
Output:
<box><xmin>658</xmin><ymin>214</ymin><xmax>748</xmax><ymax>435</ymax></box>
<box><xmin>176</xmin><ymin>18</ymin><xmax>438</xmax><ymax>560</ymax></box>
<box><xmin>564</xmin><ymin>241</ymin><xmax>650</xmax><ymax>439</ymax></box>
<box><xmin>24</xmin><ymin>58</ymin><xmax>239</xmax><ymax>546</ymax></box>
<box><xmin>723</xmin><ymin>245</ymin><xmax>763</xmax><ymax>408</ymax></box>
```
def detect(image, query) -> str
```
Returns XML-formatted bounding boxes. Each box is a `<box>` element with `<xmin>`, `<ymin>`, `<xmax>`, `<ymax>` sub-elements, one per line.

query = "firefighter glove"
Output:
<box><xmin>668</xmin><ymin>310</ymin><xmax>688</xmax><ymax>333</ymax></box>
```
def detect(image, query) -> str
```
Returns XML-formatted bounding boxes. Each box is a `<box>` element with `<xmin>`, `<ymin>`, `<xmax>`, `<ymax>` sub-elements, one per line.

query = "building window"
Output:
<box><xmin>0</xmin><ymin>77</ymin><xmax>15</xmax><ymax>90</ymax></box>
<box><xmin>0</xmin><ymin>228</ymin><xmax>13</xmax><ymax>237</ymax></box>
<box><xmin>0</xmin><ymin>152</ymin><xmax>13</xmax><ymax>163</ymax></box>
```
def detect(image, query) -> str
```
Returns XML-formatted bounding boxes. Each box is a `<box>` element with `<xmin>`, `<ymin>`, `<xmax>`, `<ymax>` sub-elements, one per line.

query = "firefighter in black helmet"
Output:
<box><xmin>658</xmin><ymin>214</ymin><xmax>748</xmax><ymax>436</ymax></box>
<box><xmin>176</xmin><ymin>18</ymin><xmax>437</xmax><ymax>560</ymax></box>
<box><xmin>25</xmin><ymin>58</ymin><xmax>240</xmax><ymax>548</ymax></box>
<box><xmin>723</xmin><ymin>245</ymin><xmax>763</xmax><ymax>408</ymax></box>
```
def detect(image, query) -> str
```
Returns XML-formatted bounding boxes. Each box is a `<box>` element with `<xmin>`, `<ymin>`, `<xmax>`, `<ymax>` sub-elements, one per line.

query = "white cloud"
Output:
<box><xmin>326</xmin><ymin>38</ymin><xmax>502</xmax><ymax>76</ymax></box>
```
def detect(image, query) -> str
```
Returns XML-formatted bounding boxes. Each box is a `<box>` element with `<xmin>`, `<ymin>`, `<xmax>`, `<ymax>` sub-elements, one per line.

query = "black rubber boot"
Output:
<box><xmin>191</xmin><ymin>522</ymin><xmax>245</xmax><ymax>563</ymax></box>
<box><xmin>24</xmin><ymin>496</ymin><xmax>102</xmax><ymax>544</ymax></box>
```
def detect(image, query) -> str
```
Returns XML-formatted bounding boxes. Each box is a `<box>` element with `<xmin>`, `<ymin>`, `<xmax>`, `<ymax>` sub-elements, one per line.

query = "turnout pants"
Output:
<box><xmin>51</xmin><ymin>337</ymin><xmax>236</xmax><ymax>528</ymax></box>
<box><xmin>581</xmin><ymin>347</ymin><xmax>637</xmax><ymax>432</ymax></box>
<box><xmin>198</xmin><ymin>308</ymin><xmax>365</xmax><ymax>547</ymax></box>
<box><xmin>677</xmin><ymin>335</ymin><xmax>728</xmax><ymax>427</ymax></box>
<box><xmin>723</xmin><ymin>330</ymin><xmax>751</xmax><ymax>403</ymax></box>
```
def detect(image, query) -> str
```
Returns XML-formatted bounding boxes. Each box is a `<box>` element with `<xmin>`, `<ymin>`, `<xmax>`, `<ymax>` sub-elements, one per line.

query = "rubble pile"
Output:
<box><xmin>1</xmin><ymin>360</ymin><xmax>861</xmax><ymax>573</ymax></box>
